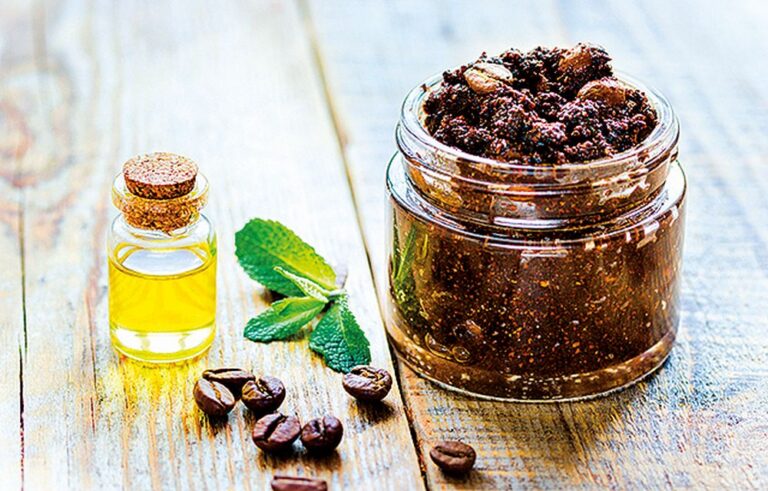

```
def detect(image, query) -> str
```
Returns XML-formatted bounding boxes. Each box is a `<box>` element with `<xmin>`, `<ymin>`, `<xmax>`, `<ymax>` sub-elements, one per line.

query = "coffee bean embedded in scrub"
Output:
<box><xmin>300</xmin><ymin>415</ymin><xmax>344</xmax><ymax>453</ymax></box>
<box><xmin>341</xmin><ymin>365</ymin><xmax>392</xmax><ymax>402</ymax></box>
<box><xmin>429</xmin><ymin>441</ymin><xmax>477</xmax><ymax>474</ymax></box>
<box><xmin>577</xmin><ymin>77</ymin><xmax>628</xmax><ymax>106</ymax></box>
<box><xmin>202</xmin><ymin>368</ymin><xmax>255</xmax><ymax>399</ymax></box>
<box><xmin>271</xmin><ymin>475</ymin><xmax>328</xmax><ymax>491</ymax></box>
<box><xmin>193</xmin><ymin>379</ymin><xmax>236</xmax><ymax>417</ymax></box>
<box><xmin>556</xmin><ymin>42</ymin><xmax>612</xmax><ymax>94</ymax></box>
<box><xmin>241</xmin><ymin>376</ymin><xmax>286</xmax><ymax>414</ymax></box>
<box><xmin>463</xmin><ymin>62</ymin><xmax>515</xmax><ymax>95</ymax></box>
<box><xmin>252</xmin><ymin>413</ymin><xmax>301</xmax><ymax>452</ymax></box>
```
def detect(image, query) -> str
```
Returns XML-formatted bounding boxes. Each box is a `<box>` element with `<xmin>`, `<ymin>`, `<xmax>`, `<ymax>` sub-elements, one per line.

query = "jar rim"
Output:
<box><xmin>397</xmin><ymin>70</ymin><xmax>679</xmax><ymax>177</ymax></box>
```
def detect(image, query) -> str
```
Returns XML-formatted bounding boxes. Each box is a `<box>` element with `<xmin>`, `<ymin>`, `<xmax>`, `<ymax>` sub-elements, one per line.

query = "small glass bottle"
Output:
<box><xmin>108</xmin><ymin>152</ymin><xmax>217</xmax><ymax>363</ymax></box>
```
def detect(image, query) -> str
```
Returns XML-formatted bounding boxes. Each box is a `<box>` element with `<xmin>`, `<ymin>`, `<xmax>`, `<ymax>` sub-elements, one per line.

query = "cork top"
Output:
<box><xmin>113</xmin><ymin>152</ymin><xmax>208</xmax><ymax>233</ymax></box>
<box><xmin>123</xmin><ymin>152</ymin><xmax>198</xmax><ymax>200</ymax></box>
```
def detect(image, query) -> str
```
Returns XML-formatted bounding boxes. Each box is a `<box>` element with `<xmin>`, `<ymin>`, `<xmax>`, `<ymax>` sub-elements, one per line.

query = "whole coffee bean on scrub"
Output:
<box><xmin>577</xmin><ymin>77</ymin><xmax>628</xmax><ymax>106</ymax></box>
<box><xmin>342</xmin><ymin>365</ymin><xmax>393</xmax><ymax>402</ymax></box>
<box><xmin>193</xmin><ymin>379</ymin><xmax>236</xmax><ymax>417</ymax></box>
<box><xmin>202</xmin><ymin>368</ymin><xmax>255</xmax><ymax>399</ymax></box>
<box><xmin>429</xmin><ymin>440</ymin><xmax>477</xmax><ymax>474</ymax></box>
<box><xmin>241</xmin><ymin>376</ymin><xmax>286</xmax><ymax>414</ymax></box>
<box><xmin>300</xmin><ymin>415</ymin><xmax>344</xmax><ymax>453</ymax></box>
<box><xmin>271</xmin><ymin>475</ymin><xmax>328</xmax><ymax>491</ymax></box>
<box><xmin>252</xmin><ymin>413</ymin><xmax>301</xmax><ymax>452</ymax></box>
<box><xmin>463</xmin><ymin>62</ymin><xmax>514</xmax><ymax>95</ymax></box>
<box><xmin>557</xmin><ymin>43</ymin><xmax>610</xmax><ymax>81</ymax></box>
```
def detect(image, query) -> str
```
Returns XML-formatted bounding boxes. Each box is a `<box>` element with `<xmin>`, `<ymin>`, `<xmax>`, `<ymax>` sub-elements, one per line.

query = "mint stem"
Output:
<box><xmin>327</xmin><ymin>289</ymin><xmax>346</xmax><ymax>301</ymax></box>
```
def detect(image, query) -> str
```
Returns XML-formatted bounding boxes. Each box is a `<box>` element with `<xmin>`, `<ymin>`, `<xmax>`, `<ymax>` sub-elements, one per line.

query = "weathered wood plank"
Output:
<box><xmin>308</xmin><ymin>0</ymin><xmax>768</xmax><ymax>488</ymax></box>
<box><xmin>0</xmin><ymin>4</ymin><xmax>27</xmax><ymax>488</ymax></box>
<box><xmin>9</xmin><ymin>0</ymin><xmax>423</xmax><ymax>489</ymax></box>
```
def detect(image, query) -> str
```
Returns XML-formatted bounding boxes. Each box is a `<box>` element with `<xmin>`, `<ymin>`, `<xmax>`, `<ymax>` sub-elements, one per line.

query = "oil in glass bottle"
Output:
<box><xmin>108</xmin><ymin>152</ymin><xmax>217</xmax><ymax>363</ymax></box>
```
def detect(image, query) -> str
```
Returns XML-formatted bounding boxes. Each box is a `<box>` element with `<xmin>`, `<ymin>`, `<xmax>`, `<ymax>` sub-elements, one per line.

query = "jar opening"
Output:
<box><xmin>394</xmin><ymin>72</ymin><xmax>680</xmax><ymax>226</ymax></box>
<box><xmin>398</xmin><ymin>71</ymin><xmax>679</xmax><ymax>180</ymax></box>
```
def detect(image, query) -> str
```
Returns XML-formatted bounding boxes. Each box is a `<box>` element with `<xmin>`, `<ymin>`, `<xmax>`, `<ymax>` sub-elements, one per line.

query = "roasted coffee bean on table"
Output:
<box><xmin>271</xmin><ymin>475</ymin><xmax>328</xmax><ymax>491</ymax></box>
<box><xmin>242</xmin><ymin>375</ymin><xmax>286</xmax><ymax>414</ymax></box>
<box><xmin>202</xmin><ymin>367</ymin><xmax>255</xmax><ymax>399</ymax></box>
<box><xmin>342</xmin><ymin>365</ymin><xmax>392</xmax><ymax>402</ymax></box>
<box><xmin>300</xmin><ymin>415</ymin><xmax>344</xmax><ymax>452</ymax></box>
<box><xmin>429</xmin><ymin>440</ymin><xmax>477</xmax><ymax>474</ymax></box>
<box><xmin>252</xmin><ymin>413</ymin><xmax>301</xmax><ymax>452</ymax></box>
<box><xmin>193</xmin><ymin>378</ymin><xmax>236</xmax><ymax>417</ymax></box>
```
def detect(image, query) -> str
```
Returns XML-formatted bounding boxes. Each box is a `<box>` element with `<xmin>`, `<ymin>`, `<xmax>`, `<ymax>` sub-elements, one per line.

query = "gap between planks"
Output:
<box><xmin>296</xmin><ymin>0</ymin><xmax>430</xmax><ymax>485</ymax></box>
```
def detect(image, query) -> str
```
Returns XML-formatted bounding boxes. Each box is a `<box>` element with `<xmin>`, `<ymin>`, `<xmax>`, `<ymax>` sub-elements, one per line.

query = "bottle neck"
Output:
<box><xmin>112</xmin><ymin>172</ymin><xmax>209</xmax><ymax>234</ymax></box>
<box><xmin>117</xmin><ymin>213</ymin><xmax>206</xmax><ymax>238</ymax></box>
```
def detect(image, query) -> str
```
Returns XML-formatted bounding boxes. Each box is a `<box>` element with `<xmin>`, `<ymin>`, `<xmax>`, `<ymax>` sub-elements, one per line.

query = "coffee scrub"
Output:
<box><xmin>385</xmin><ymin>44</ymin><xmax>686</xmax><ymax>401</ymax></box>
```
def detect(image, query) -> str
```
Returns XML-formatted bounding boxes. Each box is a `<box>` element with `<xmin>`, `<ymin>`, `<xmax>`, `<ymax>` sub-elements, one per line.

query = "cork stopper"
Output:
<box><xmin>113</xmin><ymin>153</ymin><xmax>208</xmax><ymax>233</ymax></box>
<box><xmin>123</xmin><ymin>152</ymin><xmax>198</xmax><ymax>200</ymax></box>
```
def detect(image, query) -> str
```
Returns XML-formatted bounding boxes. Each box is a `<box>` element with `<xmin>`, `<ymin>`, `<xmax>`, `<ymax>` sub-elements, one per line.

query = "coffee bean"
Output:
<box><xmin>342</xmin><ymin>365</ymin><xmax>392</xmax><ymax>402</ymax></box>
<box><xmin>300</xmin><ymin>415</ymin><xmax>344</xmax><ymax>453</ymax></box>
<box><xmin>429</xmin><ymin>440</ymin><xmax>476</xmax><ymax>474</ymax></box>
<box><xmin>577</xmin><ymin>78</ymin><xmax>628</xmax><ymax>106</ymax></box>
<box><xmin>271</xmin><ymin>475</ymin><xmax>327</xmax><ymax>491</ymax></box>
<box><xmin>193</xmin><ymin>379</ymin><xmax>236</xmax><ymax>417</ymax></box>
<box><xmin>242</xmin><ymin>376</ymin><xmax>286</xmax><ymax>414</ymax></box>
<box><xmin>464</xmin><ymin>62</ymin><xmax>514</xmax><ymax>95</ymax></box>
<box><xmin>252</xmin><ymin>413</ymin><xmax>301</xmax><ymax>452</ymax></box>
<box><xmin>202</xmin><ymin>367</ymin><xmax>255</xmax><ymax>399</ymax></box>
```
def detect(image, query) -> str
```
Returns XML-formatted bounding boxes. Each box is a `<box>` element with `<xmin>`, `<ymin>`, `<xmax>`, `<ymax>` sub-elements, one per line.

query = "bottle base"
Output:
<box><xmin>388</xmin><ymin>328</ymin><xmax>675</xmax><ymax>402</ymax></box>
<box><xmin>110</xmin><ymin>322</ymin><xmax>216</xmax><ymax>364</ymax></box>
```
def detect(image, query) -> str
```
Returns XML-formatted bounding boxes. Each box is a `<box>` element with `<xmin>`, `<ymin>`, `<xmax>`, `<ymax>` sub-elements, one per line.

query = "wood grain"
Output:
<box><xmin>0</xmin><ymin>4</ymin><xmax>27</xmax><ymax>488</ymax></box>
<box><xmin>308</xmin><ymin>0</ymin><xmax>768</xmax><ymax>488</ymax></box>
<box><xmin>3</xmin><ymin>0</ymin><xmax>423</xmax><ymax>489</ymax></box>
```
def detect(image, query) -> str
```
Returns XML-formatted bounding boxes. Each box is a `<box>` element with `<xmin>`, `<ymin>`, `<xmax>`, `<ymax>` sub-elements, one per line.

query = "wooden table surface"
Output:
<box><xmin>1</xmin><ymin>0</ymin><xmax>767</xmax><ymax>489</ymax></box>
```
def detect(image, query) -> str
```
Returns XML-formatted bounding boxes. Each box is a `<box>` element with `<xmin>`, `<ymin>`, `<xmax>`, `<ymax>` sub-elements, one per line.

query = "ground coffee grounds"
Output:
<box><xmin>423</xmin><ymin>43</ymin><xmax>658</xmax><ymax>165</ymax></box>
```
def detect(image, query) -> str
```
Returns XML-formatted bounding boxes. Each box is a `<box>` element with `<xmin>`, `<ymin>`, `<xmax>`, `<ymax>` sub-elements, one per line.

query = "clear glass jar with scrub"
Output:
<box><xmin>385</xmin><ymin>74</ymin><xmax>685</xmax><ymax>401</ymax></box>
<box><xmin>108</xmin><ymin>153</ymin><xmax>217</xmax><ymax>363</ymax></box>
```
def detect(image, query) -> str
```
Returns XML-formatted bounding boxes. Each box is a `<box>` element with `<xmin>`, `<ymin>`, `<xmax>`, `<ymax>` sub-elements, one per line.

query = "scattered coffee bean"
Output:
<box><xmin>300</xmin><ymin>415</ymin><xmax>344</xmax><ymax>453</ymax></box>
<box><xmin>193</xmin><ymin>379</ymin><xmax>236</xmax><ymax>417</ymax></box>
<box><xmin>202</xmin><ymin>367</ymin><xmax>255</xmax><ymax>399</ymax></box>
<box><xmin>342</xmin><ymin>365</ymin><xmax>392</xmax><ymax>402</ymax></box>
<box><xmin>242</xmin><ymin>376</ymin><xmax>286</xmax><ymax>414</ymax></box>
<box><xmin>252</xmin><ymin>413</ymin><xmax>301</xmax><ymax>452</ymax></box>
<box><xmin>271</xmin><ymin>475</ymin><xmax>327</xmax><ymax>491</ymax></box>
<box><xmin>429</xmin><ymin>440</ymin><xmax>476</xmax><ymax>474</ymax></box>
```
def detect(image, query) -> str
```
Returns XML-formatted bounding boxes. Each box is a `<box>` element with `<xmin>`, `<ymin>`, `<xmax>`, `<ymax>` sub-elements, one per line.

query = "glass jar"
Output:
<box><xmin>108</xmin><ymin>161</ymin><xmax>217</xmax><ymax>363</ymax></box>
<box><xmin>385</xmin><ymin>73</ymin><xmax>685</xmax><ymax>401</ymax></box>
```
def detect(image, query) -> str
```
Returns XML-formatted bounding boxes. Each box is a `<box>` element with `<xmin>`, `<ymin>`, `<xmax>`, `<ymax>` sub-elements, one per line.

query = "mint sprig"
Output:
<box><xmin>309</xmin><ymin>295</ymin><xmax>371</xmax><ymax>372</ymax></box>
<box><xmin>236</xmin><ymin>218</ymin><xmax>371</xmax><ymax>372</ymax></box>
<box><xmin>274</xmin><ymin>267</ymin><xmax>334</xmax><ymax>302</ymax></box>
<box><xmin>235</xmin><ymin>219</ymin><xmax>337</xmax><ymax>297</ymax></box>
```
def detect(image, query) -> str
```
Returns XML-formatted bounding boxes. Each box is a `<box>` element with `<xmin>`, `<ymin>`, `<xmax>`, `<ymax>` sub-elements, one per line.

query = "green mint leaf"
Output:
<box><xmin>244</xmin><ymin>296</ymin><xmax>327</xmax><ymax>342</ymax></box>
<box><xmin>392</xmin><ymin>225</ymin><xmax>417</xmax><ymax>291</ymax></box>
<box><xmin>309</xmin><ymin>295</ymin><xmax>371</xmax><ymax>372</ymax></box>
<box><xmin>235</xmin><ymin>219</ymin><xmax>337</xmax><ymax>296</ymax></box>
<box><xmin>274</xmin><ymin>267</ymin><xmax>330</xmax><ymax>302</ymax></box>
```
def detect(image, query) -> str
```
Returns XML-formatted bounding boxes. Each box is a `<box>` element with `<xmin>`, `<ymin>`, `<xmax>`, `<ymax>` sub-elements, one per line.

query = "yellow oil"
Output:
<box><xmin>108</xmin><ymin>242</ymin><xmax>216</xmax><ymax>363</ymax></box>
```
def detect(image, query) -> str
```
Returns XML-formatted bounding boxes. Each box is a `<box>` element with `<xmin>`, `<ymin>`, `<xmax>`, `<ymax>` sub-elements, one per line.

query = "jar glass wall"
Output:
<box><xmin>385</xmin><ymin>73</ymin><xmax>685</xmax><ymax>401</ymax></box>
